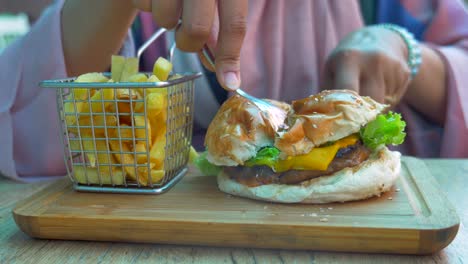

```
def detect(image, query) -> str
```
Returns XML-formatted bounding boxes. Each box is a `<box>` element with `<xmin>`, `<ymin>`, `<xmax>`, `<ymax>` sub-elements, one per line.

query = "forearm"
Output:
<box><xmin>403</xmin><ymin>44</ymin><xmax>447</xmax><ymax>125</ymax></box>
<box><xmin>61</xmin><ymin>0</ymin><xmax>137</xmax><ymax>76</ymax></box>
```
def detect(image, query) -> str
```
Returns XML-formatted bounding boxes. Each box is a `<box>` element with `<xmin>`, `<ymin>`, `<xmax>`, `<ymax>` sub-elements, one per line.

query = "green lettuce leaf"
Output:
<box><xmin>194</xmin><ymin>151</ymin><xmax>221</xmax><ymax>176</ymax></box>
<box><xmin>244</xmin><ymin>147</ymin><xmax>280</xmax><ymax>167</ymax></box>
<box><xmin>360</xmin><ymin>112</ymin><xmax>406</xmax><ymax>149</ymax></box>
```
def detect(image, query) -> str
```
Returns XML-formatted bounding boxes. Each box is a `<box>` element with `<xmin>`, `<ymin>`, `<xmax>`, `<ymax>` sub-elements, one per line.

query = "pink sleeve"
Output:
<box><xmin>399</xmin><ymin>0</ymin><xmax>468</xmax><ymax>158</ymax></box>
<box><xmin>424</xmin><ymin>0</ymin><xmax>468</xmax><ymax>157</ymax></box>
<box><xmin>0</xmin><ymin>1</ymin><xmax>136</xmax><ymax>181</ymax></box>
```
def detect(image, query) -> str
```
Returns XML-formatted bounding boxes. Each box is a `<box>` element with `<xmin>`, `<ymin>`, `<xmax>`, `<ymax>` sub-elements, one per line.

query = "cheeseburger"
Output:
<box><xmin>197</xmin><ymin>90</ymin><xmax>406</xmax><ymax>204</ymax></box>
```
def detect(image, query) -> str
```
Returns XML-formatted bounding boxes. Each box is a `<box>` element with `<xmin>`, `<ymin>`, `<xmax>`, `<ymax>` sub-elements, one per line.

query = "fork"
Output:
<box><xmin>200</xmin><ymin>45</ymin><xmax>287</xmax><ymax>132</ymax></box>
<box><xmin>138</xmin><ymin>27</ymin><xmax>287</xmax><ymax>132</ymax></box>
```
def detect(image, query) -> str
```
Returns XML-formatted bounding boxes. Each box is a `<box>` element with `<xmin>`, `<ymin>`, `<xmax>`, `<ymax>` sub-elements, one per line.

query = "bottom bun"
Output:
<box><xmin>217</xmin><ymin>147</ymin><xmax>401</xmax><ymax>204</ymax></box>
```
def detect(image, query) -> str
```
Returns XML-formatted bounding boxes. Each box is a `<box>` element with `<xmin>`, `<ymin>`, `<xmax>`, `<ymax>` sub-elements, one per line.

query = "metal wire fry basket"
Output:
<box><xmin>40</xmin><ymin>72</ymin><xmax>202</xmax><ymax>194</ymax></box>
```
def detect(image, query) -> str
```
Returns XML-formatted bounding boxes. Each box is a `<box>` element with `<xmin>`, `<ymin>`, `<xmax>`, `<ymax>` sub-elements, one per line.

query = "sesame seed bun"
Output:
<box><xmin>205</xmin><ymin>95</ymin><xmax>290</xmax><ymax>166</ymax></box>
<box><xmin>275</xmin><ymin>90</ymin><xmax>387</xmax><ymax>156</ymax></box>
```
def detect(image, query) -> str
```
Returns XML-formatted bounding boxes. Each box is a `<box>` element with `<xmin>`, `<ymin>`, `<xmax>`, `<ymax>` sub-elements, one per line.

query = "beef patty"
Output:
<box><xmin>223</xmin><ymin>142</ymin><xmax>371</xmax><ymax>187</ymax></box>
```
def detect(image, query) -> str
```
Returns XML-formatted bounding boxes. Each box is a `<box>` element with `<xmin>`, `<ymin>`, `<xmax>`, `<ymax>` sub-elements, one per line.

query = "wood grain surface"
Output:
<box><xmin>2</xmin><ymin>158</ymin><xmax>467</xmax><ymax>263</ymax></box>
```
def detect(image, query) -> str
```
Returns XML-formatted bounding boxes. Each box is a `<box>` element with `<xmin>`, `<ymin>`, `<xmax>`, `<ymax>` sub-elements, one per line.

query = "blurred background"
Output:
<box><xmin>2</xmin><ymin>0</ymin><xmax>468</xmax><ymax>53</ymax></box>
<box><xmin>0</xmin><ymin>0</ymin><xmax>53</xmax><ymax>53</ymax></box>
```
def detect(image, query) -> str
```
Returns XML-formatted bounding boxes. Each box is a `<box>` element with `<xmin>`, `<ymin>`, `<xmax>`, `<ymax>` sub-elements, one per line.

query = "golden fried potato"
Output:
<box><xmin>68</xmin><ymin>115</ymin><xmax>115</xmax><ymax>137</ymax></box>
<box><xmin>108</xmin><ymin>139</ymin><xmax>139</xmax><ymax>181</ymax></box>
<box><xmin>64</xmin><ymin>73</ymin><xmax>109</xmax><ymax>125</ymax></box>
<box><xmin>137</xmin><ymin>166</ymin><xmax>165</xmax><ymax>185</ymax></box>
<box><xmin>74</xmin><ymin>165</ymin><xmax>125</xmax><ymax>185</ymax></box>
<box><xmin>111</xmin><ymin>55</ymin><xmax>126</xmax><ymax>81</ymax></box>
<box><xmin>134</xmin><ymin>115</ymin><xmax>152</xmax><ymax>145</ymax></box>
<box><xmin>81</xmin><ymin>88</ymin><xmax>115</xmax><ymax>113</ymax></box>
<box><xmin>150</xmin><ymin>133</ymin><xmax>166</xmax><ymax>170</ymax></box>
<box><xmin>134</xmin><ymin>142</ymin><xmax>149</xmax><ymax>164</ymax></box>
<box><xmin>153</xmin><ymin>57</ymin><xmax>173</xmax><ymax>81</ymax></box>
<box><xmin>75</xmin><ymin>72</ymin><xmax>109</xmax><ymax>83</ymax></box>
<box><xmin>120</xmin><ymin>57</ymin><xmax>139</xmax><ymax>82</ymax></box>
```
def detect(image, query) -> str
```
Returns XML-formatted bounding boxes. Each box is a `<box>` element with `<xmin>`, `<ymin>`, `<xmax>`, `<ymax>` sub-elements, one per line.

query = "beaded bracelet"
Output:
<box><xmin>378</xmin><ymin>23</ymin><xmax>422</xmax><ymax>79</ymax></box>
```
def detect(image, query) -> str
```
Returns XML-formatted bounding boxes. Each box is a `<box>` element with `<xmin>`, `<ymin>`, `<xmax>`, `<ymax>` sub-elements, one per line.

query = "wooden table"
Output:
<box><xmin>1</xmin><ymin>159</ymin><xmax>467</xmax><ymax>263</ymax></box>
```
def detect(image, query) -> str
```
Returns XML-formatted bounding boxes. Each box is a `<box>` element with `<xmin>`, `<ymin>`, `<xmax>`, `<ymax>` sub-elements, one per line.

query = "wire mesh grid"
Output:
<box><xmin>41</xmin><ymin>72</ymin><xmax>201</xmax><ymax>194</ymax></box>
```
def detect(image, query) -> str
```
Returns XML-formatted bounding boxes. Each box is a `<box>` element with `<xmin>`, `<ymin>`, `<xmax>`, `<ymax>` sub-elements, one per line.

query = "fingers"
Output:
<box><xmin>175</xmin><ymin>0</ymin><xmax>216</xmax><ymax>52</ymax></box>
<box><xmin>133</xmin><ymin>0</ymin><xmax>152</xmax><ymax>11</ymax></box>
<box><xmin>197</xmin><ymin>10</ymin><xmax>219</xmax><ymax>72</ymax></box>
<box><xmin>360</xmin><ymin>74</ymin><xmax>385</xmax><ymax>103</ymax></box>
<box><xmin>151</xmin><ymin>0</ymin><xmax>182</xmax><ymax>29</ymax></box>
<box><xmin>135</xmin><ymin>0</ymin><xmax>247</xmax><ymax>91</ymax></box>
<box><xmin>333</xmin><ymin>63</ymin><xmax>360</xmax><ymax>92</ymax></box>
<box><xmin>215</xmin><ymin>0</ymin><xmax>248</xmax><ymax>91</ymax></box>
<box><xmin>324</xmin><ymin>51</ymin><xmax>361</xmax><ymax>92</ymax></box>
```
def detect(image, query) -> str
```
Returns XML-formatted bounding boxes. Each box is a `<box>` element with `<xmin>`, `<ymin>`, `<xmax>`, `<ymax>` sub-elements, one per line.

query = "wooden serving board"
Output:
<box><xmin>13</xmin><ymin>157</ymin><xmax>459</xmax><ymax>254</ymax></box>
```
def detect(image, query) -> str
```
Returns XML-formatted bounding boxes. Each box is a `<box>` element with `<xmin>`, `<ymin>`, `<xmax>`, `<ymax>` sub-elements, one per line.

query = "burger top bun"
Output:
<box><xmin>205</xmin><ymin>95</ymin><xmax>290</xmax><ymax>166</ymax></box>
<box><xmin>275</xmin><ymin>90</ymin><xmax>387</xmax><ymax>156</ymax></box>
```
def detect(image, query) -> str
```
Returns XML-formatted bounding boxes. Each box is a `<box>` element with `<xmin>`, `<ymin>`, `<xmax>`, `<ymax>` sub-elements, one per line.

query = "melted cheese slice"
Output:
<box><xmin>273</xmin><ymin>134</ymin><xmax>359</xmax><ymax>172</ymax></box>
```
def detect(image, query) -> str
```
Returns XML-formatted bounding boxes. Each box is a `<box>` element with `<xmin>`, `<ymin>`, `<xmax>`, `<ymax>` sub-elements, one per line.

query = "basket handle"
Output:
<box><xmin>136</xmin><ymin>27</ymin><xmax>168</xmax><ymax>61</ymax></box>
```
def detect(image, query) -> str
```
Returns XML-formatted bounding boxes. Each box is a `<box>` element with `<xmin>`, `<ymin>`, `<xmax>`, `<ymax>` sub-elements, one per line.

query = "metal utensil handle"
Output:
<box><xmin>201</xmin><ymin>45</ymin><xmax>216</xmax><ymax>69</ymax></box>
<box><xmin>137</xmin><ymin>27</ymin><xmax>168</xmax><ymax>60</ymax></box>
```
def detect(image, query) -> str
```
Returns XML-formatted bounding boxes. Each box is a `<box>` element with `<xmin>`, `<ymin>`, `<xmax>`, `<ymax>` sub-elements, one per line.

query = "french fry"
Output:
<box><xmin>128</xmin><ymin>73</ymin><xmax>149</xmax><ymax>96</ymax></box>
<box><xmin>116</xmin><ymin>88</ymin><xmax>139</xmax><ymax>100</ymax></box>
<box><xmin>95</xmin><ymin>144</ymin><xmax>119</xmax><ymax>173</ymax></box>
<box><xmin>120</xmin><ymin>57</ymin><xmax>139</xmax><ymax>82</ymax></box>
<box><xmin>153</xmin><ymin>57</ymin><xmax>173</xmax><ymax>81</ymax></box>
<box><xmin>137</xmin><ymin>166</ymin><xmax>165</xmax><ymax>184</ymax></box>
<box><xmin>117</xmin><ymin>101</ymin><xmax>132</xmax><ymax>116</ymax></box>
<box><xmin>68</xmin><ymin>116</ymin><xmax>110</xmax><ymax>137</ymax></box>
<box><xmin>143</xmin><ymin>89</ymin><xmax>168</xmax><ymax>144</ymax></box>
<box><xmin>128</xmin><ymin>73</ymin><xmax>148</xmax><ymax>83</ymax></box>
<box><xmin>114</xmin><ymin>88</ymin><xmax>141</xmax><ymax>123</ymax></box>
<box><xmin>111</xmin><ymin>55</ymin><xmax>126</xmax><ymax>82</ymax></box>
<box><xmin>81</xmin><ymin>137</ymin><xmax>97</xmax><ymax>167</ymax></box>
<box><xmin>69</xmin><ymin>139</ymin><xmax>82</xmax><ymax>152</ymax></box>
<box><xmin>108</xmin><ymin>139</ymin><xmax>140</xmax><ymax>182</ymax></box>
<box><xmin>134</xmin><ymin>115</ymin><xmax>151</xmax><ymax>145</ymax></box>
<box><xmin>77</xmin><ymin>125</ymin><xmax>107</xmax><ymax>168</ymax></box>
<box><xmin>64</xmin><ymin>73</ymin><xmax>109</xmax><ymax>125</ymax></box>
<box><xmin>69</xmin><ymin>137</ymin><xmax>117</xmax><ymax>173</ymax></box>
<box><xmin>142</xmin><ymin>74</ymin><xmax>161</xmax><ymax>95</ymax></box>
<box><xmin>73</xmin><ymin>165</ymin><xmax>125</xmax><ymax>185</ymax></box>
<box><xmin>117</xmin><ymin>106</ymin><xmax>133</xmax><ymax>125</ymax></box>
<box><xmin>150</xmin><ymin>133</ymin><xmax>166</xmax><ymax>169</ymax></box>
<box><xmin>135</xmin><ymin>89</ymin><xmax>167</xmax><ymax>113</ymax></box>
<box><xmin>63</xmin><ymin>89</ymin><xmax>89</xmax><ymax>126</ymax></box>
<box><xmin>146</xmin><ymin>75</ymin><xmax>160</xmax><ymax>94</ymax></box>
<box><xmin>82</xmin><ymin>139</ymin><xmax>117</xmax><ymax>173</ymax></box>
<box><xmin>109</xmin><ymin>139</ymin><xmax>156</xmax><ymax>186</ymax></box>
<box><xmin>93</xmin><ymin>115</ymin><xmax>117</xmax><ymax>128</ymax></box>
<box><xmin>147</xmin><ymin>75</ymin><xmax>160</xmax><ymax>82</ymax></box>
<box><xmin>75</xmin><ymin>72</ymin><xmax>109</xmax><ymax>83</ymax></box>
<box><xmin>150</xmin><ymin>112</ymin><xmax>167</xmax><ymax>145</ymax></box>
<box><xmin>81</xmin><ymin>88</ymin><xmax>115</xmax><ymax>113</ymax></box>
<box><xmin>134</xmin><ymin>142</ymin><xmax>149</xmax><ymax>164</ymax></box>
<box><xmin>115</xmin><ymin>124</ymin><xmax>134</xmax><ymax>140</ymax></box>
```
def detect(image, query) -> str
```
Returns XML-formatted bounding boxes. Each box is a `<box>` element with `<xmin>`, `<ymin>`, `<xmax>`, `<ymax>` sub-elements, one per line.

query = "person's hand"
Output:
<box><xmin>323</xmin><ymin>26</ymin><xmax>412</xmax><ymax>106</ymax></box>
<box><xmin>133</xmin><ymin>0</ymin><xmax>248</xmax><ymax>91</ymax></box>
